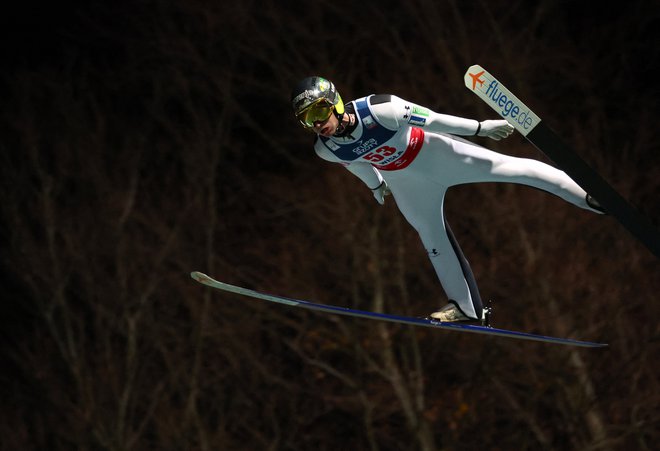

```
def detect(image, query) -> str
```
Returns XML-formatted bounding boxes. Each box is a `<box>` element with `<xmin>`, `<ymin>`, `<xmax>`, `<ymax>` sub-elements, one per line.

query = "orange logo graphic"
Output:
<box><xmin>468</xmin><ymin>70</ymin><xmax>485</xmax><ymax>90</ymax></box>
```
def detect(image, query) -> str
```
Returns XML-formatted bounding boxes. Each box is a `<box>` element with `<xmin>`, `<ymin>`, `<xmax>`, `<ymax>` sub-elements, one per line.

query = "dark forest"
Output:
<box><xmin>1</xmin><ymin>1</ymin><xmax>659</xmax><ymax>450</ymax></box>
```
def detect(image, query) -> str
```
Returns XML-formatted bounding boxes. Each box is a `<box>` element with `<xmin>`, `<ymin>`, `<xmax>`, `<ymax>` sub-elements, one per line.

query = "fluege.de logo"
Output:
<box><xmin>464</xmin><ymin>65</ymin><xmax>541</xmax><ymax>136</ymax></box>
<box><xmin>484</xmin><ymin>79</ymin><xmax>536</xmax><ymax>132</ymax></box>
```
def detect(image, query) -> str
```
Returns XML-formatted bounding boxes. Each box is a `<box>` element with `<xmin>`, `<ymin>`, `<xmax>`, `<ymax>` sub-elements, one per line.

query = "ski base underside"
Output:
<box><xmin>191</xmin><ymin>272</ymin><xmax>607</xmax><ymax>348</ymax></box>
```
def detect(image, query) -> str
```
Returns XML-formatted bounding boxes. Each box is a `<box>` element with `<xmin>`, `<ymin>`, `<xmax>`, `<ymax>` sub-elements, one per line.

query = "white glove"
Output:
<box><xmin>372</xmin><ymin>181</ymin><xmax>391</xmax><ymax>205</ymax></box>
<box><xmin>476</xmin><ymin>120</ymin><xmax>515</xmax><ymax>141</ymax></box>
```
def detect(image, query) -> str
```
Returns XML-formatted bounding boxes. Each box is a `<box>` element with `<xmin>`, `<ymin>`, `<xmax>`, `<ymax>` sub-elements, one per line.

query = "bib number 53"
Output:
<box><xmin>363</xmin><ymin>145</ymin><xmax>396</xmax><ymax>162</ymax></box>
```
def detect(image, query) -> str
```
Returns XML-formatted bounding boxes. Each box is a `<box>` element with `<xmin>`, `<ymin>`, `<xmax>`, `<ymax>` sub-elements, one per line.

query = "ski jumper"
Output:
<box><xmin>314</xmin><ymin>94</ymin><xmax>597</xmax><ymax>319</ymax></box>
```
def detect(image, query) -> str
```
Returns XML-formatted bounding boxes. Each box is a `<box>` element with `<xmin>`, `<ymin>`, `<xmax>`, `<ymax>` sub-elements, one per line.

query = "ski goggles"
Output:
<box><xmin>296</xmin><ymin>99</ymin><xmax>335</xmax><ymax>129</ymax></box>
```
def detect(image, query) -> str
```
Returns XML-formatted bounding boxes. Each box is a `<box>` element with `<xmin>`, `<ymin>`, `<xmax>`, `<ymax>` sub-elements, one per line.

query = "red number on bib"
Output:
<box><xmin>363</xmin><ymin>152</ymin><xmax>384</xmax><ymax>162</ymax></box>
<box><xmin>376</xmin><ymin>145</ymin><xmax>396</xmax><ymax>156</ymax></box>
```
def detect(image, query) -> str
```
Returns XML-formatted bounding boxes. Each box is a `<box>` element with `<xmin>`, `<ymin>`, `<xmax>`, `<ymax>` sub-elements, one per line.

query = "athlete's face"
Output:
<box><xmin>313</xmin><ymin>113</ymin><xmax>339</xmax><ymax>137</ymax></box>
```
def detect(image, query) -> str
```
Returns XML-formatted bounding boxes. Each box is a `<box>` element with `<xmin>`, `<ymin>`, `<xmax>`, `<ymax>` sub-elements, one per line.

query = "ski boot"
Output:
<box><xmin>586</xmin><ymin>194</ymin><xmax>607</xmax><ymax>214</ymax></box>
<box><xmin>429</xmin><ymin>303</ymin><xmax>470</xmax><ymax>322</ymax></box>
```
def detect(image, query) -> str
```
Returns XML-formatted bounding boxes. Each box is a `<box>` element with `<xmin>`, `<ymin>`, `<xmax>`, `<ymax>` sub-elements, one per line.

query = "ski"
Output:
<box><xmin>191</xmin><ymin>271</ymin><xmax>607</xmax><ymax>348</ymax></box>
<box><xmin>464</xmin><ymin>65</ymin><xmax>660</xmax><ymax>258</ymax></box>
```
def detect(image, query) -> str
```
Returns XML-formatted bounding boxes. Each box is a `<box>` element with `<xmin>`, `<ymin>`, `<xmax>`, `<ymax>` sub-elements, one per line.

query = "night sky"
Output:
<box><xmin>2</xmin><ymin>1</ymin><xmax>659</xmax><ymax>450</ymax></box>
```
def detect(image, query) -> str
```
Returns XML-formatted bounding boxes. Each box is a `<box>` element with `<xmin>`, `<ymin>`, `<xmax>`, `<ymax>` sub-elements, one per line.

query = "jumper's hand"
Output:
<box><xmin>477</xmin><ymin>120</ymin><xmax>515</xmax><ymax>141</ymax></box>
<box><xmin>372</xmin><ymin>181</ymin><xmax>391</xmax><ymax>205</ymax></box>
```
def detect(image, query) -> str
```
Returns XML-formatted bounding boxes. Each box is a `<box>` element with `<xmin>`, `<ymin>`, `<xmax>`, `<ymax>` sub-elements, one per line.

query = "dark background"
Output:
<box><xmin>1</xmin><ymin>1</ymin><xmax>658</xmax><ymax>450</ymax></box>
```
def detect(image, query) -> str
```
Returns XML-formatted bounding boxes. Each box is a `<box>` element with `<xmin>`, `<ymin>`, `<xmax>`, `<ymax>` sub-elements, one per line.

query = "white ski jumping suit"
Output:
<box><xmin>314</xmin><ymin>94</ymin><xmax>598</xmax><ymax>319</ymax></box>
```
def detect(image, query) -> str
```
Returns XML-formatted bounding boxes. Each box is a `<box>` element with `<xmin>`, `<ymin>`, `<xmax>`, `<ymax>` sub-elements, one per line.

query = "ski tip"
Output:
<box><xmin>190</xmin><ymin>271</ymin><xmax>212</xmax><ymax>284</ymax></box>
<box><xmin>465</xmin><ymin>63</ymin><xmax>485</xmax><ymax>73</ymax></box>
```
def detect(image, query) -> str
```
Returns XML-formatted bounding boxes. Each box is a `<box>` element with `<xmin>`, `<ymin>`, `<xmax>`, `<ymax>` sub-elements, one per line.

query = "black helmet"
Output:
<box><xmin>291</xmin><ymin>76</ymin><xmax>345</xmax><ymax>128</ymax></box>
